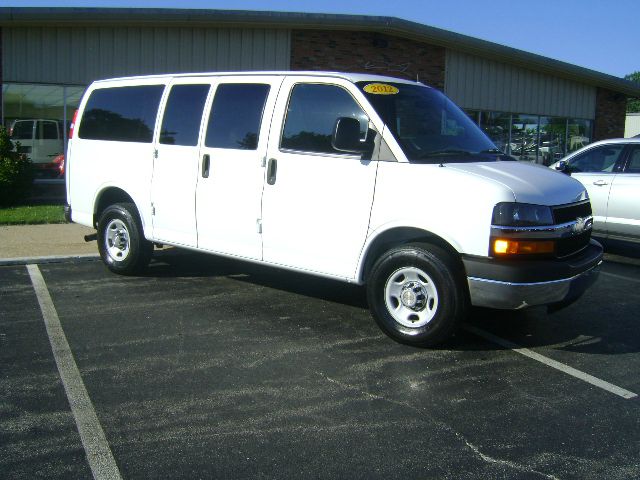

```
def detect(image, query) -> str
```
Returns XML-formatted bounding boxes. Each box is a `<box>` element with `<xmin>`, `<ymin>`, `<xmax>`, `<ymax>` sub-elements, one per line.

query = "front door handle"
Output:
<box><xmin>267</xmin><ymin>158</ymin><xmax>277</xmax><ymax>185</ymax></box>
<box><xmin>593</xmin><ymin>179</ymin><xmax>608</xmax><ymax>186</ymax></box>
<box><xmin>202</xmin><ymin>154</ymin><xmax>210</xmax><ymax>178</ymax></box>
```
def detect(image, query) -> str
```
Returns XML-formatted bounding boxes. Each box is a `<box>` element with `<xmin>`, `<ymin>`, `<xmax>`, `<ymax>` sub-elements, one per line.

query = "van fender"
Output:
<box><xmin>92</xmin><ymin>183</ymin><xmax>151</xmax><ymax>238</ymax></box>
<box><xmin>355</xmin><ymin>221</ymin><xmax>465</xmax><ymax>284</ymax></box>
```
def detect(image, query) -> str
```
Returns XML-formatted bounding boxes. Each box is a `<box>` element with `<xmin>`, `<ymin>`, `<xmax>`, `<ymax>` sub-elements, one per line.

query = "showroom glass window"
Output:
<box><xmin>464</xmin><ymin>110</ymin><xmax>481</xmax><ymax>124</ymax></box>
<box><xmin>160</xmin><ymin>84</ymin><xmax>210</xmax><ymax>146</ymax></box>
<box><xmin>3</xmin><ymin>83</ymin><xmax>85</xmax><ymax>151</ymax></box>
<box><xmin>481</xmin><ymin>112</ymin><xmax>512</xmax><ymax>155</ymax></box>
<box><xmin>78</xmin><ymin>85</ymin><xmax>164</xmax><ymax>142</ymax></box>
<box><xmin>538</xmin><ymin>117</ymin><xmax>567</xmax><ymax>165</ymax></box>
<box><xmin>281</xmin><ymin>84</ymin><xmax>369</xmax><ymax>155</ymax></box>
<box><xmin>567</xmin><ymin>119</ymin><xmax>593</xmax><ymax>153</ymax></box>
<box><xmin>510</xmin><ymin>114</ymin><xmax>538</xmax><ymax>162</ymax></box>
<box><xmin>205</xmin><ymin>84</ymin><xmax>270</xmax><ymax>150</ymax></box>
<box><xmin>472</xmin><ymin>110</ymin><xmax>594</xmax><ymax>162</ymax></box>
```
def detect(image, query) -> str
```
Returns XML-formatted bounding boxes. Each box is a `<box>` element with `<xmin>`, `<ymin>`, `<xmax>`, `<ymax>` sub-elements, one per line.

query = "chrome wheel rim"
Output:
<box><xmin>105</xmin><ymin>219</ymin><xmax>130</xmax><ymax>262</ymax></box>
<box><xmin>384</xmin><ymin>267</ymin><xmax>438</xmax><ymax>328</ymax></box>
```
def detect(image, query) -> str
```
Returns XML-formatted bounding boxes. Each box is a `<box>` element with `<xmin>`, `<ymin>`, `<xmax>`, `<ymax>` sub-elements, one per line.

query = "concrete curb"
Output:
<box><xmin>604</xmin><ymin>253</ymin><xmax>640</xmax><ymax>268</ymax></box>
<box><xmin>0</xmin><ymin>253</ymin><xmax>100</xmax><ymax>267</ymax></box>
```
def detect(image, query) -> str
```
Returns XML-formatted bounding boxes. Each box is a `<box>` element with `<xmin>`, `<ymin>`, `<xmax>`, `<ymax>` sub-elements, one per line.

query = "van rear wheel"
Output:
<box><xmin>367</xmin><ymin>243</ymin><xmax>467</xmax><ymax>346</ymax></box>
<box><xmin>97</xmin><ymin>202</ymin><xmax>152</xmax><ymax>275</ymax></box>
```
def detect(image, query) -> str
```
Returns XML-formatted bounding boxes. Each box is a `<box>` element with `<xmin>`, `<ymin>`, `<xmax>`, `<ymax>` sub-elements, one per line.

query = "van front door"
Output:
<box><xmin>151</xmin><ymin>81</ymin><xmax>211</xmax><ymax>247</ymax></box>
<box><xmin>261</xmin><ymin>78</ymin><xmax>379</xmax><ymax>279</ymax></box>
<box><xmin>195</xmin><ymin>77</ymin><xmax>283</xmax><ymax>260</ymax></box>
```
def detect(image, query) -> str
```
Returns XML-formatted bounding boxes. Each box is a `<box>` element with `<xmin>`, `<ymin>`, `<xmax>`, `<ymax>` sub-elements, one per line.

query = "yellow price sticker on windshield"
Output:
<box><xmin>363</xmin><ymin>83</ymin><xmax>399</xmax><ymax>95</ymax></box>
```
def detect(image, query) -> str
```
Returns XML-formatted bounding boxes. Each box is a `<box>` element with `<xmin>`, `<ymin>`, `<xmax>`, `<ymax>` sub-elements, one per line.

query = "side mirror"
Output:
<box><xmin>555</xmin><ymin>160</ymin><xmax>572</xmax><ymax>175</ymax></box>
<box><xmin>332</xmin><ymin>117</ymin><xmax>366</xmax><ymax>153</ymax></box>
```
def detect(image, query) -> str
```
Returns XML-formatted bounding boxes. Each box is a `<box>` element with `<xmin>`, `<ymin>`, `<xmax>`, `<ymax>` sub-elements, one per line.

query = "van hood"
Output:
<box><xmin>445</xmin><ymin>161</ymin><xmax>588</xmax><ymax>206</ymax></box>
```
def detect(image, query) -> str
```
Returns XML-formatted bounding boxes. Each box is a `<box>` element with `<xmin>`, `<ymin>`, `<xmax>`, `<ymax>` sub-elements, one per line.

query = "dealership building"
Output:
<box><xmin>2</xmin><ymin>7</ymin><xmax>640</xmax><ymax>165</ymax></box>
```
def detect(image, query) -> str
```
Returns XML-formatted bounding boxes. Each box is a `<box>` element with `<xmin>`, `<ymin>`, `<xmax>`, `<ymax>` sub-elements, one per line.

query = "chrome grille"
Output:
<box><xmin>553</xmin><ymin>200</ymin><xmax>592</xmax><ymax>224</ymax></box>
<box><xmin>553</xmin><ymin>200</ymin><xmax>592</xmax><ymax>258</ymax></box>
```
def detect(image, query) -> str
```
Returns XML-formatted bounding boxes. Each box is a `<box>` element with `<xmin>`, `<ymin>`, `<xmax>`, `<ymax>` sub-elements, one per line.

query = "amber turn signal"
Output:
<box><xmin>493</xmin><ymin>239</ymin><xmax>555</xmax><ymax>255</ymax></box>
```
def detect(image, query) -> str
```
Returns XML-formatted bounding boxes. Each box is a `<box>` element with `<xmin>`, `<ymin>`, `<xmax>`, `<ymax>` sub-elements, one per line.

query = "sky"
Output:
<box><xmin>4</xmin><ymin>0</ymin><xmax>639</xmax><ymax>79</ymax></box>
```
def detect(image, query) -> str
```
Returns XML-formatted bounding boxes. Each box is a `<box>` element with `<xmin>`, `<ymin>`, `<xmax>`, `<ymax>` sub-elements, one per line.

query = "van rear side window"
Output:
<box><xmin>79</xmin><ymin>85</ymin><xmax>164</xmax><ymax>143</ymax></box>
<box><xmin>11</xmin><ymin>121</ymin><xmax>34</xmax><ymax>140</ymax></box>
<box><xmin>160</xmin><ymin>84</ymin><xmax>210</xmax><ymax>146</ymax></box>
<box><xmin>41</xmin><ymin>121</ymin><xmax>59</xmax><ymax>140</ymax></box>
<box><xmin>205</xmin><ymin>84</ymin><xmax>270</xmax><ymax>150</ymax></box>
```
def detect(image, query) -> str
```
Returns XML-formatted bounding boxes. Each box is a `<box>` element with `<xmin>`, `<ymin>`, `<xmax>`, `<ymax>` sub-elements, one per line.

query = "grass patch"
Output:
<box><xmin>0</xmin><ymin>205</ymin><xmax>66</xmax><ymax>225</ymax></box>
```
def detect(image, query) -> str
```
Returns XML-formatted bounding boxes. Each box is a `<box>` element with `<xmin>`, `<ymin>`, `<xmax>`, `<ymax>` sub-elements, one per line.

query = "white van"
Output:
<box><xmin>65</xmin><ymin>71</ymin><xmax>602</xmax><ymax>346</ymax></box>
<box><xmin>10</xmin><ymin>119</ymin><xmax>64</xmax><ymax>168</ymax></box>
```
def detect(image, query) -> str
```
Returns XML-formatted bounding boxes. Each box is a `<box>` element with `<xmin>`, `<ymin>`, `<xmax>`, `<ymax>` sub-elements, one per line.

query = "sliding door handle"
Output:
<box><xmin>202</xmin><ymin>154</ymin><xmax>210</xmax><ymax>178</ymax></box>
<box><xmin>267</xmin><ymin>158</ymin><xmax>277</xmax><ymax>185</ymax></box>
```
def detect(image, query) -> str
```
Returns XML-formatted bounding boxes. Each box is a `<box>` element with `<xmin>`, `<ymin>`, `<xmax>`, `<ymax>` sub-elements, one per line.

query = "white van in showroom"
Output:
<box><xmin>65</xmin><ymin>71</ymin><xmax>603</xmax><ymax>346</ymax></box>
<box><xmin>10</xmin><ymin>119</ymin><xmax>64</xmax><ymax>175</ymax></box>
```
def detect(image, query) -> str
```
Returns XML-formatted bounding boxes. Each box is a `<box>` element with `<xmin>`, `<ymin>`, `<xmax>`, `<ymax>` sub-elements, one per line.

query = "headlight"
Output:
<box><xmin>491</xmin><ymin>202</ymin><xmax>556</xmax><ymax>257</ymax></box>
<box><xmin>492</xmin><ymin>202</ymin><xmax>553</xmax><ymax>227</ymax></box>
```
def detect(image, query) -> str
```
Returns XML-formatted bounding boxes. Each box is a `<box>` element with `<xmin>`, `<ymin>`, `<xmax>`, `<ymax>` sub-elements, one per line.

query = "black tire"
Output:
<box><xmin>97</xmin><ymin>202</ymin><xmax>152</xmax><ymax>275</ymax></box>
<box><xmin>366</xmin><ymin>243</ymin><xmax>468</xmax><ymax>346</ymax></box>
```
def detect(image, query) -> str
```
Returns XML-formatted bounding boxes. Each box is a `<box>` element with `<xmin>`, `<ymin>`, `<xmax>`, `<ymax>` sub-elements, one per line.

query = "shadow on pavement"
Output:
<box><xmin>137</xmin><ymin>247</ymin><xmax>639</xmax><ymax>354</ymax></box>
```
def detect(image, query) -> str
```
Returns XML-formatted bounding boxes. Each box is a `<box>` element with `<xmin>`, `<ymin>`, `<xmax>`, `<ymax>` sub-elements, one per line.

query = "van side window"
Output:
<box><xmin>160</xmin><ymin>84</ymin><xmax>210</xmax><ymax>146</ymax></box>
<box><xmin>41</xmin><ymin>121</ymin><xmax>59</xmax><ymax>140</ymax></box>
<box><xmin>78</xmin><ymin>85</ymin><xmax>164</xmax><ymax>143</ymax></box>
<box><xmin>205</xmin><ymin>84</ymin><xmax>270</xmax><ymax>150</ymax></box>
<box><xmin>10</xmin><ymin>121</ymin><xmax>34</xmax><ymax>140</ymax></box>
<box><xmin>281</xmin><ymin>84</ymin><xmax>369</xmax><ymax>155</ymax></box>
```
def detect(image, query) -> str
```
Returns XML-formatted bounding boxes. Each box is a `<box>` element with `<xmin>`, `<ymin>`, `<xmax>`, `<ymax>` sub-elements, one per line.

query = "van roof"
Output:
<box><xmin>91</xmin><ymin>71</ymin><xmax>426</xmax><ymax>87</ymax></box>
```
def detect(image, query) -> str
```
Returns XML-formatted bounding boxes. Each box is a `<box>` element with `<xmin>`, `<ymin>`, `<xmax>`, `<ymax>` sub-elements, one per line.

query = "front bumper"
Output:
<box><xmin>464</xmin><ymin>240</ymin><xmax>603</xmax><ymax>310</ymax></box>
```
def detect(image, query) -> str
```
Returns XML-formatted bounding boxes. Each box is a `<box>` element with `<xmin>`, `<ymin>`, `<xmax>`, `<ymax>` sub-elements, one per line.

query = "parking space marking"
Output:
<box><xmin>464</xmin><ymin>324</ymin><xmax>638</xmax><ymax>400</ymax></box>
<box><xmin>601</xmin><ymin>271</ymin><xmax>640</xmax><ymax>283</ymax></box>
<box><xmin>27</xmin><ymin>264</ymin><xmax>123</xmax><ymax>480</ymax></box>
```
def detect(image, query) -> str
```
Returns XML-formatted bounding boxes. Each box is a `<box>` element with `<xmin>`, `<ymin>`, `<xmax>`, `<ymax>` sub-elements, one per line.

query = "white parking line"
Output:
<box><xmin>464</xmin><ymin>324</ymin><xmax>638</xmax><ymax>400</ymax></box>
<box><xmin>27</xmin><ymin>264</ymin><xmax>123</xmax><ymax>480</ymax></box>
<box><xmin>601</xmin><ymin>271</ymin><xmax>640</xmax><ymax>283</ymax></box>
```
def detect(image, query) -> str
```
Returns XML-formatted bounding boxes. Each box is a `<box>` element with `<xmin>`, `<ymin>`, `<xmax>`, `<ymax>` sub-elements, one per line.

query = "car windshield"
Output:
<box><xmin>357</xmin><ymin>82</ymin><xmax>500</xmax><ymax>163</ymax></box>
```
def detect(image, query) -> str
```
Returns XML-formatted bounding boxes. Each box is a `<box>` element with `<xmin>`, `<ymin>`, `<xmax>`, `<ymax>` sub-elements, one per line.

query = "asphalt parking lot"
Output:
<box><xmin>1</xmin><ymin>249</ymin><xmax>639</xmax><ymax>479</ymax></box>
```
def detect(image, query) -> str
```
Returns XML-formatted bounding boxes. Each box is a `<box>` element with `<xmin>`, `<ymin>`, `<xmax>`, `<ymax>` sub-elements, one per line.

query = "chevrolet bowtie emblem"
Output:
<box><xmin>572</xmin><ymin>217</ymin><xmax>589</xmax><ymax>234</ymax></box>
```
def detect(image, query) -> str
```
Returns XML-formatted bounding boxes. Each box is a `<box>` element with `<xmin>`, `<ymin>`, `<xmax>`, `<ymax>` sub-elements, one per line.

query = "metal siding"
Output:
<box><xmin>445</xmin><ymin>50</ymin><xmax>596</xmax><ymax>119</ymax></box>
<box><xmin>2</xmin><ymin>26</ymin><xmax>291</xmax><ymax>85</ymax></box>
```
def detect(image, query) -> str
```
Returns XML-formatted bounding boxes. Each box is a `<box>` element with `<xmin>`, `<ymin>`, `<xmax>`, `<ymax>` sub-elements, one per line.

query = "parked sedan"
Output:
<box><xmin>550</xmin><ymin>138</ymin><xmax>640</xmax><ymax>243</ymax></box>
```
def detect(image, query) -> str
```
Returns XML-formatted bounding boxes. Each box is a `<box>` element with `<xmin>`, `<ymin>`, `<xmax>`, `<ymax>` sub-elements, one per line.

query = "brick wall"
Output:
<box><xmin>594</xmin><ymin>87</ymin><xmax>627</xmax><ymax>140</ymax></box>
<box><xmin>290</xmin><ymin>30</ymin><xmax>445</xmax><ymax>90</ymax></box>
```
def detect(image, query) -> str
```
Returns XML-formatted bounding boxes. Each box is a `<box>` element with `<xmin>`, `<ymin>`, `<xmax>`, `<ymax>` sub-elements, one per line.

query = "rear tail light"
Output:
<box><xmin>69</xmin><ymin>109</ymin><xmax>79</xmax><ymax>139</ymax></box>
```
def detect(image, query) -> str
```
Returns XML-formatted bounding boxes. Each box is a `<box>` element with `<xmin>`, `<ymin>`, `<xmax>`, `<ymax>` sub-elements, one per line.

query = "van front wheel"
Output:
<box><xmin>367</xmin><ymin>244</ymin><xmax>467</xmax><ymax>346</ymax></box>
<box><xmin>97</xmin><ymin>202</ymin><xmax>152</xmax><ymax>275</ymax></box>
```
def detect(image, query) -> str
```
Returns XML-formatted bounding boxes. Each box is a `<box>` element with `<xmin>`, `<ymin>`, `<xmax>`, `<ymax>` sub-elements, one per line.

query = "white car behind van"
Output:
<box><xmin>65</xmin><ymin>71</ymin><xmax>603</xmax><ymax>346</ymax></box>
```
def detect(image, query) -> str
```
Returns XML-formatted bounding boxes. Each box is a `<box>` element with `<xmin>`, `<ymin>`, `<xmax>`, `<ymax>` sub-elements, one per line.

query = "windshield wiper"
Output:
<box><xmin>419</xmin><ymin>149</ymin><xmax>473</xmax><ymax>158</ymax></box>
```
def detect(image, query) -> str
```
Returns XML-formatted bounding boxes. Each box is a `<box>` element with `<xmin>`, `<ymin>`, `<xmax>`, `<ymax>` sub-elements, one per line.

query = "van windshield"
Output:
<box><xmin>357</xmin><ymin>82</ymin><xmax>504</xmax><ymax>163</ymax></box>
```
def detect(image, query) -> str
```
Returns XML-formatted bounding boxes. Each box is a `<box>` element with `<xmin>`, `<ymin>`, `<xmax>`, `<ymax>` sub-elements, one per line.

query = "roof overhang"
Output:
<box><xmin>1</xmin><ymin>7</ymin><xmax>639</xmax><ymax>97</ymax></box>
